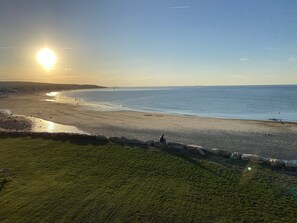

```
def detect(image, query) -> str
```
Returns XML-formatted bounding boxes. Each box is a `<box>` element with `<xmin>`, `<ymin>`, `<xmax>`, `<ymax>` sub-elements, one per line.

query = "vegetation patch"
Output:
<box><xmin>0</xmin><ymin>137</ymin><xmax>296</xmax><ymax>222</ymax></box>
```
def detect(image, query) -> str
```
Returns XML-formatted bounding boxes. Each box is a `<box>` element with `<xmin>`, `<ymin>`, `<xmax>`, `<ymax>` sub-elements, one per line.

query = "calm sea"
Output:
<box><xmin>62</xmin><ymin>85</ymin><xmax>297</xmax><ymax>122</ymax></box>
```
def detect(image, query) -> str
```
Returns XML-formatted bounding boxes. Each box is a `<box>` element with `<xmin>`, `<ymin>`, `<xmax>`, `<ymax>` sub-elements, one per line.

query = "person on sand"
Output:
<box><xmin>159</xmin><ymin>134</ymin><xmax>166</xmax><ymax>144</ymax></box>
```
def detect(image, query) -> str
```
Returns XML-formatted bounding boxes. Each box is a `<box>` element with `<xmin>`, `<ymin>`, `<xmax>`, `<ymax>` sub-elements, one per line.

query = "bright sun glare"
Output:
<box><xmin>36</xmin><ymin>48</ymin><xmax>57</xmax><ymax>70</ymax></box>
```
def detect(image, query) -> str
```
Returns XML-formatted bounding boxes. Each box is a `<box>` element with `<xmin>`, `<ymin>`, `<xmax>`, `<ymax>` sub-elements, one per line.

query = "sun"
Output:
<box><xmin>36</xmin><ymin>48</ymin><xmax>57</xmax><ymax>70</ymax></box>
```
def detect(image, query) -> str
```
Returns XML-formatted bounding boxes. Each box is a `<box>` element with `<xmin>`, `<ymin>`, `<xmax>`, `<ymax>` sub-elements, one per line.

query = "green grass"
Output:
<box><xmin>0</xmin><ymin>137</ymin><xmax>296</xmax><ymax>222</ymax></box>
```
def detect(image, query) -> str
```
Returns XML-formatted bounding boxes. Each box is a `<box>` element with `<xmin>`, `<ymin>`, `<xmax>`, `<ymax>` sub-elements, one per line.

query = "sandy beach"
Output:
<box><xmin>1</xmin><ymin>92</ymin><xmax>297</xmax><ymax>159</ymax></box>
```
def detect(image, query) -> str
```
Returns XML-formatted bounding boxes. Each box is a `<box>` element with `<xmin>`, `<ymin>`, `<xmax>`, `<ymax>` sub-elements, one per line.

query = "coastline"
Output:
<box><xmin>0</xmin><ymin>91</ymin><xmax>297</xmax><ymax>159</ymax></box>
<box><xmin>59</xmin><ymin>86</ymin><xmax>297</xmax><ymax>123</ymax></box>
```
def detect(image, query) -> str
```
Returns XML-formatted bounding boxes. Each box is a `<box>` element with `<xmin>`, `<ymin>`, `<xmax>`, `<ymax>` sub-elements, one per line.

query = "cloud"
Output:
<box><xmin>239</xmin><ymin>58</ymin><xmax>249</xmax><ymax>61</ymax></box>
<box><xmin>63</xmin><ymin>67</ymin><xmax>73</xmax><ymax>71</ymax></box>
<box><xmin>288</xmin><ymin>57</ymin><xmax>297</xmax><ymax>62</ymax></box>
<box><xmin>229</xmin><ymin>74</ymin><xmax>246</xmax><ymax>78</ymax></box>
<box><xmin>51</xmin><ymin>67</ymin><xmax>73</xmax><ymax>72</ymax></box>
<box><xmin>0</xmin><ymin>46</ymin><xmax>75</xmax><ymax>50</ymax></box>
<box><xmin>0</xmin><ymin>72</ymin><xmax>23</xmax><ymax>76</ymax></box>
<box><xmin>266</xmin><ymin>47</ymin><xmax>297</xmax><ymax>52</ymax></box>
<box><xmin>0</xmin><ymin>46</ymin><xmax>35</xmax><ymax>50</ymax></box>
<box><xmin>167</xmin><ymin>6</ymin><xmax>191</xmax><ymax>9</ymax></box>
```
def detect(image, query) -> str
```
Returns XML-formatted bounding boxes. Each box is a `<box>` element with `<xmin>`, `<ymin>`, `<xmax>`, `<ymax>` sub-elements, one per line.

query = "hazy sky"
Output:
<box><xmin>0</xmin><ymin>0</ymin><xmax>297</xmax><ymax>86</ymax></box>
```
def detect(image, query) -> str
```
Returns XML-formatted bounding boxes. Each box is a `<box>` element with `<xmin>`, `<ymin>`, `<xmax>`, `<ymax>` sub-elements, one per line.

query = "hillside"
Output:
<box><xmin>0</xmin><ymin>136</ymin><xmax>296</xmax><ymax>222</ymax></box>
<box><xmin>0</xmin><ymin>81</ymin><xmax>105</xmax><ymax>94</ymax></box>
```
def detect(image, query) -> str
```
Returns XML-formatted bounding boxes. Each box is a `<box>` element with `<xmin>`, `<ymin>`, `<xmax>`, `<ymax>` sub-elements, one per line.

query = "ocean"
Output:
<box><xmin>62</xmin><ymin>85</ymin><xmax>297</xmax><ymax>122</ymax></box>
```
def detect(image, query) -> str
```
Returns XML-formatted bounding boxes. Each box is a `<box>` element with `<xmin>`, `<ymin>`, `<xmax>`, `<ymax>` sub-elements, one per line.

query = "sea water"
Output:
<box><xmin>61</xmin><ymin>85</ymin><xmax>297</xmax><ymax>122</ymax></box>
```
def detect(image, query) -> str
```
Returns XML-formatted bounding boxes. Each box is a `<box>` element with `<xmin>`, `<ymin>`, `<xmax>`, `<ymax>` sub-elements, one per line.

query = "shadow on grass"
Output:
<box><xmin>0</xmin><ymin>180</ymin><xmax>7</xmax><ymax>193</ymax></box>
<box><xmin>0</xmin><ymin>134</ymin><xmax>108</xmax><ymax>146</ymax></box>
<box><xmin>163</xmin><ymin>147</ymin><xmax>297</xmax><ymax>181</ymax></box>
<box><xmin>163</xmin><ymin>147</ymin><xmax>237</xmax><ymax>181</ymax></box>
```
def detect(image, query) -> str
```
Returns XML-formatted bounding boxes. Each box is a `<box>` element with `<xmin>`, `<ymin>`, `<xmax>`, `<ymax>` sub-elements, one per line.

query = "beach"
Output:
<box><xmin>1</xmin><ymin>92</ymin><xmax>297</xmax><ymax>159</ymax></box>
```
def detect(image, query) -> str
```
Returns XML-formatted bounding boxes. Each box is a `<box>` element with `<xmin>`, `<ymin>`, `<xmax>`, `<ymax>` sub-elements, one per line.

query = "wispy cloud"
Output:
<box><xmin>266</xmin><ymin>47</ymin><xmax>297</xmax><ymax>52</ymax></box>
<box><xmin>239</xmin><ymin>58</ymin><xmax>249</xmax><ymax>61</ymax></box>
<box><xmin>289</xmin><ymin>57</ymin><xmax>297</xmax><ymax>62</ymax></box>
<box><xmin>229</xmin><ymin>74</ymin><xmax>246</xmax><ymax>78</ymax></box>
<box><xmin>259</xmin><ymin>59</ymin><xmax>282</xmax><ymax>64</ymax></box>
<box><xmin>0</xmin><ymin>46</ymin><xmax>36</xmax><ymax>50</ymax></box>
<box><xmin>167</xmin><ymin>6</ymin><xmax>191</xmax><ymax>9</ymax></box>
<box><xmin>51</xmin><ymin>67</ymin><xmax>73</xmax><ymax>72</ymax></box>
<box><xmin>0</xmin><ymin>72</ymin><xmax>23</xmax><ymax>76</ymax></box>
<box><xmin>63</xmin><ymin>67</ymin><xmax>73</xmax><ymax>71</ymax></box>
<box><xmin>0</xmin><ymin>46</ymin><xmax>75</xmax><ymax>50</ymax></box>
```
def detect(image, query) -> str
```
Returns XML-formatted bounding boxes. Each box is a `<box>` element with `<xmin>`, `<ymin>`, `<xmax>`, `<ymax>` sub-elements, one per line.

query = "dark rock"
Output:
<box><xmin>109</xmin><ymin>137</ymin><xmax>146</xmax><ymax>147</ymax></box>
<box><xmin>268</xmin><ymin>158</ymin><xmax>285</xmax><ymax>168</ymax></box>
<box><xmin>145</xmin><ymin>140</ymin><xmax>154</xmax><ymax>146</ymax></box>
<box><xmin>0</xmin><ymin>168</ymin><xmax>9</xmax><ymax>173</ymax></box>
<box><xmin>95</xmin><ymin>135</ymin><xmax>108</xmax><ymax>142</ymax></box>
<box><xmin>230</xmin><ymin>152</ymin><xmax>241</xmax><ymax>160</ymax></box>
<box><xmin>241</xmin><ymin>154</ymin><xmax>269</xmax><ymax>164</ymax></box>
<box><xmin>204</xmin><ymin>148</ymin><xmax>220</xmax><ymax>156</ymax></box>
<box><xmin>167</xmin><ymin>142</ymin><xmax>186</xmax><ymax>150</ymax></box>
<box><xmin>109</xmin><ymin>137</ymin><xmax>124</xmax><ymax>144</ymax></box>
<box><xmin>154</xmin><ymin>142</ymin><xmax>167</xmax><ymax>148</ymax></box>
<box><xmin>284</xmin><ymin>160</ymin><xmax>297</xmax><ymax>170</ymax></box>
<box><xmin>218</xmin><ymin>149</ymin><xmax>232</xmax><ymax>158</ymax></box>
<box><xmin>185</xmin><ymin>144</ymin><xmax>206</xmax><ymax>155</ymax></box>
<box><xmin>125</xmin><ymin>138</ymin><xmax>147</xmax><ymax>147</ymax></box>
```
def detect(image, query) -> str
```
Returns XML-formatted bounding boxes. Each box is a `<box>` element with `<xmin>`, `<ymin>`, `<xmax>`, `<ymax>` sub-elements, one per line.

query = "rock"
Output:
<box><xmin>127</xmin><ymin>138</ymin><xmax>143</xmax><ymax>144</ymax></box>
<box><xmin>0</xmin><ymin>168</ymin><xmax>9</xmax><ymax>173</ymax></box>
<box><xmin>167</xmin><ymin>142</ymin><xmax>186</xmax><ymax>150</ymax></box>
<box><xmin>205</xmin><ymin>148</ymin><xmax>231</xmax><ymax>158</ymax></box>
<box><xmin>95</xmin><ymin>135</ymin><xmax>106</xmax><ymax>141</ymax></box>
<box><xmin>230</xmin><ymin>152</ymin><xmax>241</xmax><ymax>160</ymax></box>
<box><xmin>205</xmin><ymin>148</ymin><xmax>220</xmax><ymax>156</ymax></box>
<box><xmin>268</xmin><ymin>158</ymin><xmax>286</xmax><ymax>168</ymax></box>
<box><xmin>109</xmin><ymin>137</ymin><xmax>146</xmax><ymax>147</ymax></box>
<box><xmin>185</xmin><ymin>144</ymin><xmax>206</xmax><ymax>155</ymax></box>
<box><xmin>154</xmin><ymin>142</ymin><xmax>167</xmax><ymax>148</ymax></box>
<box><xmin>218</xmin><ymin>149</ymin><xmax>232</xmax><ymax>158</ymax></box>
<box><xmin>284</xmin><ymin>160</ymin><xmax>297</xmax><ymax>170</ymax></box>
<box><xmin>109</xmin><ymin>137</ymin><xmax>124</xmax><ymax>144</ymax></box>
<box><xmin>95</xmin><ymin>135</ymin><xmax>108</xmax><ymax>142</ymax></box>
<box><xmin>186</xmin><ymin>144</ymin><xmax>203</xmax><ymax>151</ymax></box>
<box><xmin>241</xmin><ymin>154</ymin><xmax>254</xmax><ymax>160</ymax></box>
<box><xmin>0</xmin><ymin>168</ymin><xmax>9</xmax><ymax>181</ymax></box>
<box><xmin>241</xmin><ymin>154</ymin><xmax>269</xmax><ymax>164</ymax></box>
<box><xmin>125</xmin><ymin>138</ymin><xmax>147</xmax><ymax>147</ymax></box>
<box><xmin>145</xmin><ymin>140</ymin><xmax>154</xmax><ymax>146</ymax></box>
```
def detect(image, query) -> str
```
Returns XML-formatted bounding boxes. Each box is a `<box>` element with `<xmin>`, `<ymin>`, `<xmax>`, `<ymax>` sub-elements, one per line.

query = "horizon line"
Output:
<box><xmin>1</xmin><ymin>80</ymin><xmax>297</xmax><ymax>88</ymax></box>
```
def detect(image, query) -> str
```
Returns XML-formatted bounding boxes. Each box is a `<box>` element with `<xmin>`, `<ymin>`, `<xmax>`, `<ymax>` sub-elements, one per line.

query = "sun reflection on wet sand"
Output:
<box><xmin>46</xmin><ymin>121</ymin><xmax>54</xmax><ymax>132</ymax></box>
<box><xmin>46</xmin><ymin>92</ymin><xmax>59</xmax><ymax>97</ymax></box>
<box><xmin>44</xmin><ymin>99</ymin><xmax>56</xmax><ymax>102</ymax></box>
<box><xmin>28</xmin><ymin>116</ymin><xmax>87</xmax><ymax>134</ymax></box>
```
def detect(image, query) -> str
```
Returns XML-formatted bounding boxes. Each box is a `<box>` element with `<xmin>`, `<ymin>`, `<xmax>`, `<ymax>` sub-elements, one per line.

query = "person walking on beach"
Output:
<box><xmin>159</xmin><ymin>134</ymin><xmax>166</xmax><ymax>144</ymax></box>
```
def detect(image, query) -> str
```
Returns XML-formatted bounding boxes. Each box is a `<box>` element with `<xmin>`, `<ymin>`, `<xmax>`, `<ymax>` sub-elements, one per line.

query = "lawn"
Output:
<box><xmin>0</xmin><ymin>137</ymin><xmax>296</xmax><ymax>222</ymax></box>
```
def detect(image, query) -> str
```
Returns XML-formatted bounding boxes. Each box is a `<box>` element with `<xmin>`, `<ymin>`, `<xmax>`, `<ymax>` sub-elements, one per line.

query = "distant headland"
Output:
<box><xmin>0</xmin><ymin>81</ymin><xmax>106</xmax><ymax>95</ymax></box>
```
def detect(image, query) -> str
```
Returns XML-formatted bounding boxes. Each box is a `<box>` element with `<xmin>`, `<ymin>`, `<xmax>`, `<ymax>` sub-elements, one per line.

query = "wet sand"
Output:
<box><xmin>1</xmin><ymin>92</ymin><xmax>297</xmax><ymax>159</ymax></box>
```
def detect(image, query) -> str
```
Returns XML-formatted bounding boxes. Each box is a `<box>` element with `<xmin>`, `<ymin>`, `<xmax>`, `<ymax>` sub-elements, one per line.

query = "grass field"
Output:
<box><xmin>0</xmin><ymin>137</ymin><xmax>296</xmax><ymax>222</ymax></box>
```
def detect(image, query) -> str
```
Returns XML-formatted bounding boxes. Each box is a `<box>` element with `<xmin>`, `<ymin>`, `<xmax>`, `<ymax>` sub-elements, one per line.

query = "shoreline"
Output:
<box><xmin>59</xmin><ymin>87</ymin><xmax>297</xmax><ymax>123</ymax></box>
<box><xmin>56</xmin><ymin>90</ymin><xmax>297</xmax><ymax>129</ymax></box>
<box><xmin>0</xmin><ymin>92</ymin><xmax>297</xmax><ymax>159</ymax></box>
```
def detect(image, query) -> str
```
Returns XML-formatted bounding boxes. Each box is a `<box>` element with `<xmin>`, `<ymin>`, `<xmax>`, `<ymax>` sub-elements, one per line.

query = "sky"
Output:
<box><xmin>0</xmin><ymin>0</ymin><xmax>297</xmax><ymax>87</ymax></box>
